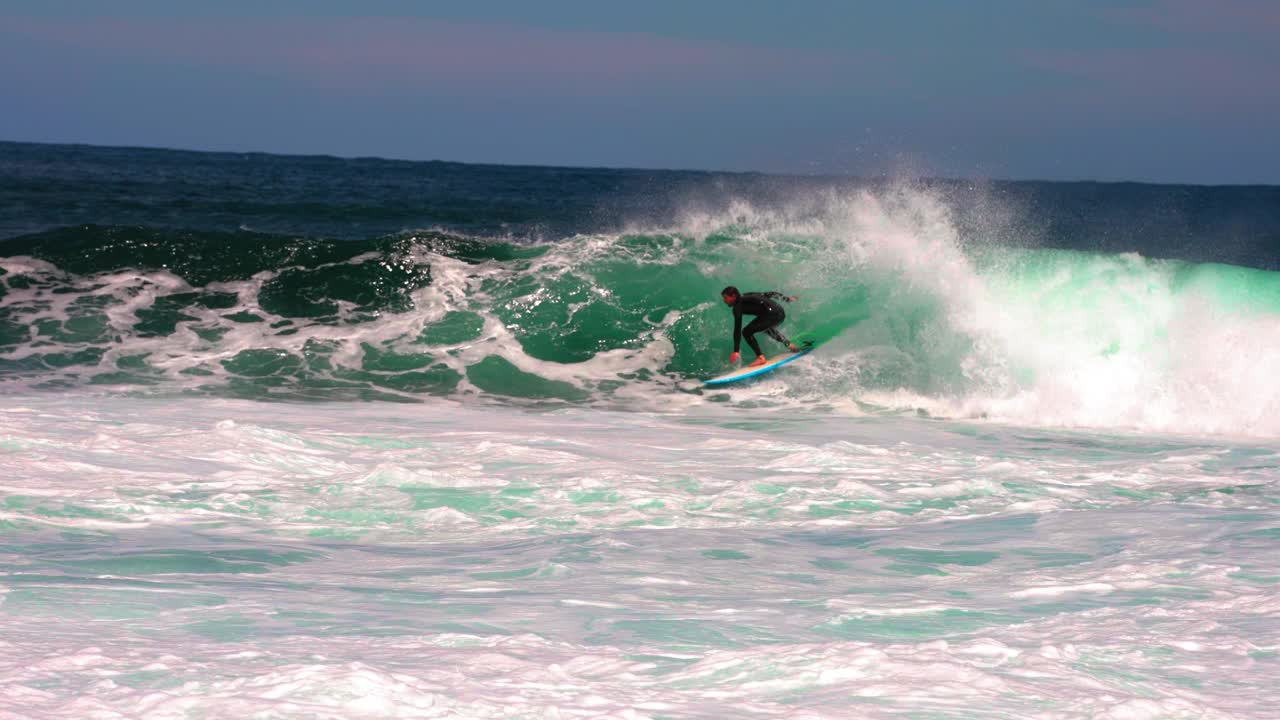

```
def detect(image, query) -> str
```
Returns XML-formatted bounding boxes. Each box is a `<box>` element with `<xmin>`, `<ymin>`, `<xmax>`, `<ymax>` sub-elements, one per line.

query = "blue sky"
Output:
<box><xmin>2</xmin><ymin>0</ymin><xmax>1277</xmax><ymax>183</ymax></box>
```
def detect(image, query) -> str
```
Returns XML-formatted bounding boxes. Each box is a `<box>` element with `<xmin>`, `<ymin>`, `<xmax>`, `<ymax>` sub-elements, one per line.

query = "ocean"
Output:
<box><xmin>1</xmin><ymin>140</ymin><xmax>1278</xmax><ymax>718</ymax></box>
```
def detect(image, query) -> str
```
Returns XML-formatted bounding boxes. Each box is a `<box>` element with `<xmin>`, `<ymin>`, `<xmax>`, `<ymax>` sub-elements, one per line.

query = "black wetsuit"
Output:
<box><xmin>731</xmin><ymin>292</ymin><xmax>792</xmax><ymax>357</ymax></box>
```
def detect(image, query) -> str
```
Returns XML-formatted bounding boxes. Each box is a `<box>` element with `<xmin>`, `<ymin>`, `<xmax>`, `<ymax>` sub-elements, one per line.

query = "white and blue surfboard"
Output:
<box><xmin>703</xmin><ymin>344</ymin><xmax>815</xmax><ymax>387</ymax></box>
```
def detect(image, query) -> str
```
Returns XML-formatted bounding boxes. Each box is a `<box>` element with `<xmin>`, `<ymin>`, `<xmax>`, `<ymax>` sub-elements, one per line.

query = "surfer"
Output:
<box><xmin>721</xmin><ymin>286</ymin><xmax>801</xmax><ymax>367</ymax></box>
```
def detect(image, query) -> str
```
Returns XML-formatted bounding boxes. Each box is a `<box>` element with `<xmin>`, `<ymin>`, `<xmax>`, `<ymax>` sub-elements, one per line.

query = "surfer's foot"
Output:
<box><xmin>788</xmin><ymin>343</ymin><xmax>800</xmax><ymax>352</ymax></box>
<box><xmin>748</xmin><ymin>356</ymin><xmax>768</xmax><ymax>367</ymax></box>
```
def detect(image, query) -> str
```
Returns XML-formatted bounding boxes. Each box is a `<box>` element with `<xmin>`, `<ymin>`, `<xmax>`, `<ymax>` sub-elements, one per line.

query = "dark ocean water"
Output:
<box><xmin>4</xmin><ymin>140</ymin><xmax>1278</xmax><ymax>260</ymax></box>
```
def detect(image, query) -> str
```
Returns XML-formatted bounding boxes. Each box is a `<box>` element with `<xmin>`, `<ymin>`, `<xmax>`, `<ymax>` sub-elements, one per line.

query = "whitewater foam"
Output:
<box><xmin>3</xmin><ymin>395</ymin><xmax>1277</xmax><ymax>719</ymax></box>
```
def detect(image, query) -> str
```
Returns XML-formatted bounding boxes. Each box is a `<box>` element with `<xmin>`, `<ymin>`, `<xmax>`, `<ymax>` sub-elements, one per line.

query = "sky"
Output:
<box><xmin>2</xmin><ymin>0</ymin><xmax>1278</xmax><ymax>184</ymax></box>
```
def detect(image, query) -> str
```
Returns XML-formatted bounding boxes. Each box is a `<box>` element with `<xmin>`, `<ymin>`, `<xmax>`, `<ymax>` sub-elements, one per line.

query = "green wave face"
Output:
<box><xmin>4</xmin><ymin>189</ymin><xmax>1280</xmax><ymax>432</ymax></box>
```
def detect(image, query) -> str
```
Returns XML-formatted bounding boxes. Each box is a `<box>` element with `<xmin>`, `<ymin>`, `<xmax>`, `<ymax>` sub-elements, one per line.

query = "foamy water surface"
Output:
<box><xmin>3</xmin><ymin>396</ymin><xmax>1277</xmax><ymax>718</ymax></box>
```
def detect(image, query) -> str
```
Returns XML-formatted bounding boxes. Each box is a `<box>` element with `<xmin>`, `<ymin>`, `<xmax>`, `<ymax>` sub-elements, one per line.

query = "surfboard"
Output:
<box><xmin>703</xmin><ymin>343</ymin><xmax>815</xmax><ymax>386</ymax></box>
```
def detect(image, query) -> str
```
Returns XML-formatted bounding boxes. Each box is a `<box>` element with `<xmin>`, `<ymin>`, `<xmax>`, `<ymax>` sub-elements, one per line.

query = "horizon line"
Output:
<box><xmin>2</xmin><ymin>137</ymin><xmax>1275</xmax><ymax>190</ymax></box>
